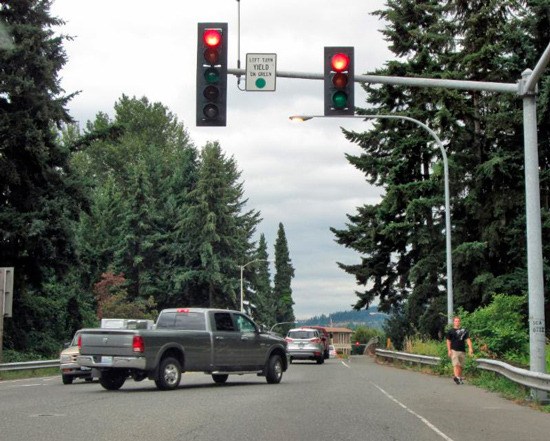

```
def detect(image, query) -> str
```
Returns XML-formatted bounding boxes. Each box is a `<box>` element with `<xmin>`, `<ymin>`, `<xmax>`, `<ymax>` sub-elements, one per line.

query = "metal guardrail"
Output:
<box><xmin>476</xmin><ymin>358</ymin><xmax>550</xmax><ymax>392</ymax></box>
<box><xmin>0</xmin><ymin>359</ymin><xmax>59</xmax><ymax>372</ymax></box>
<box><xmin>375</xmin><ymin>348</ymin><xmax>441</xmax><ymax>366</ymax></box>
<box><xmin>374</xmin><ymin>349</ymin><xmax>550</xmax><ymax>393</ymax></box>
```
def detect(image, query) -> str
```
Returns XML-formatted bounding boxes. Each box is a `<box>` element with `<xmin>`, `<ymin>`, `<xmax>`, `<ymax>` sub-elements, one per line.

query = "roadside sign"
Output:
<box><xmin>245</xmin><ymin>53</ymin><xmax>276</xmax><ymax>91</ymax></box>
<box><xmin>0</xmin><ymin>267</ymin><xmax>13</xmax><ymax>317</ymax></box>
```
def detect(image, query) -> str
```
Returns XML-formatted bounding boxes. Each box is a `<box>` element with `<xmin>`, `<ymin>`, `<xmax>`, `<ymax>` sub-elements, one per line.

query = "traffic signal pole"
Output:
<box><xmin>229</xmin><ymin>46</ymin><xmax>550</xmax><ymax>401</ymax></box>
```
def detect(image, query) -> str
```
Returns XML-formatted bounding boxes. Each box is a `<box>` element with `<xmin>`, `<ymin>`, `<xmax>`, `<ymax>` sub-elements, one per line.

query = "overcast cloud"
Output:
<box><xmin>50</xmin><ymin>0</ymin><xmax>393</xmax><ymax>319</ymax></box>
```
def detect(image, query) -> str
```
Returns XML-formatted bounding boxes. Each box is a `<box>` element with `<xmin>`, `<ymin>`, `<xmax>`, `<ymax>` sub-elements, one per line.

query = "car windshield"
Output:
<box><xmin>70</xmin><ymin>332</ymin><xmax>80</xmax><ymax>347</ymax></box>
<box><xmin>288</xmin><ymin>330</ymin><xmax>317</xmax><ymax>339</ymax></box>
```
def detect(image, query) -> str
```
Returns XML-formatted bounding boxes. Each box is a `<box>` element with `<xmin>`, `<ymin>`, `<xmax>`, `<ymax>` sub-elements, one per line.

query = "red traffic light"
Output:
<box><xmin>203</xmin><ymin>29</ymin><xmax>222</xmax><ymax>47</ymax></box>
<box><xmin>331</xmin><ymin>53</ymin><xmax>350</xmax><ymax>72</ymax></box>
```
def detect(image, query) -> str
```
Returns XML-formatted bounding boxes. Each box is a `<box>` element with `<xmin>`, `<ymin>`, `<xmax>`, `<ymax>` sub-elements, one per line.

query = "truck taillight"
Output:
<box><xmin>285</xmin><ymin>337</ymin><xmax>293</xmax><ymax>343</ymax></box>
<box><xmin>78</xmin><ymin>334</ymin><xmax>82</xmax><ymax>349</ymax></box>
<box><xmin>310</xmin><ymin>338</ymin><xmax>321</xmax><ymax>344</ymax></box>
<box><xmin>133</xmin><ymin>335</ymin><xmax>145</xmax><ymax>353</ymax></box>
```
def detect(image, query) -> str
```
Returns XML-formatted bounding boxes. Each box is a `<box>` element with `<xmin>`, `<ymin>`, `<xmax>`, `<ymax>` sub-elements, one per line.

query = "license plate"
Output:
<box><xmin>100</xmin><ymin>356</ymin><xmax>113</xmax><ymax>364</ymax></box>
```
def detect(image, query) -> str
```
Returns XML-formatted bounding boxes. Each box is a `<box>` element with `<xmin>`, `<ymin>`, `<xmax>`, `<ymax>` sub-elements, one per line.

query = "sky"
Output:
<box><xmin>49</xmin><ymin>0</ymin><xmax>394</xmax><ymax>319</ymax></box>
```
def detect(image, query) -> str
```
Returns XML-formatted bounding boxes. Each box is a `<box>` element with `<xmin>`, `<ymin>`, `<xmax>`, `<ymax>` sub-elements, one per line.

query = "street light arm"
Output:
<box><xmin>290</xmin><ymin>114</ymin><xmax>453</xmax><ymax>324</ymax></box>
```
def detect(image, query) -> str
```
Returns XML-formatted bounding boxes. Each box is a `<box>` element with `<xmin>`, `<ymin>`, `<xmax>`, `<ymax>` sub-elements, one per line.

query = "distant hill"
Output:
<box><xmin>297</xmin><ymin>306</ymin><xmax>389</xmax><ymax>330</ymax></box>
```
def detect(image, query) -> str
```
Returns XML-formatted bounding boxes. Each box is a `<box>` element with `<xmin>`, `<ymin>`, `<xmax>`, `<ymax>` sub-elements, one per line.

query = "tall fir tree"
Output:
<box><xmin>248</xmin><ymin>234</ymin><xmax>274</xmax><ymax>325</ymax></box>
<box><xmin>71</xmin><ymin>96</ymin><xmax>198</xmax><ymax>310</ymax></box>
<box><xmin>333</xmin><ymin>0</ymin><xmax>550</xmax><ymax>342</ymax></box>
<box><xmin>179</xmin><ymin>142</ymin><xmax>260</xmax><ymax>308</ymax></box>
<box><xmin>0</xmin><ymin>0</ymin><xmax>89</xmax><ymax>353</ymax></box>
<box><xmin>332</xmin><ymin>0</ymin><xmax>455</xmax><ymax>338</ymax></box>
<box><xmin>273</xmin><ymin>223</ymin><xmax>295</xmax><ymax>323</ymax></box>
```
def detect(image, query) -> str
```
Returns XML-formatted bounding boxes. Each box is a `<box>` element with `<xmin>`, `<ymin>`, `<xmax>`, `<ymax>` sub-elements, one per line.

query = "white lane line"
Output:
<box><xmin>372</xmin><ymin>382</ymin><xmax>455</xmax><ymax>441</ymax></box>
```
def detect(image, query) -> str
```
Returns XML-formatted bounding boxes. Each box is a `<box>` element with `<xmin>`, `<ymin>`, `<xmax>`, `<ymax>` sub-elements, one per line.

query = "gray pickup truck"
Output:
<box><xmin>77</xmin><ymin>308</ymin><xmax>289</xmax><ymax>391</ymax></box>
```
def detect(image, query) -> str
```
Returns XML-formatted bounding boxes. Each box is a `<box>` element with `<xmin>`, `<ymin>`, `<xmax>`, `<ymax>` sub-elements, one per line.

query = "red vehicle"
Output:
<box><xmin>306</xmin><ymin>326</ymin><xmax>332</xmax><ymax>359</ymax></box>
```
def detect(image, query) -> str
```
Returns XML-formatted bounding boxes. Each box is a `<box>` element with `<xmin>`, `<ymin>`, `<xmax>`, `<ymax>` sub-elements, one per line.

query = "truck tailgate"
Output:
<box><xmin>80</xmin><ymin>329</ymin><xmax>138</xmax><ymax>357</ymax></box>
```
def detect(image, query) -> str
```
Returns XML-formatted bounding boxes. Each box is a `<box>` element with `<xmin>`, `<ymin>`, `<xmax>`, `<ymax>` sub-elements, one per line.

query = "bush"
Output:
<box><xmin>351</xmin><ymin>326</ymin><xmax>384</xmax><ymax>344</ymax></box>
<box><xmin>458</xmin><ymin>294</ymin><xmax>528</xmax><ymax>359</ymax></box>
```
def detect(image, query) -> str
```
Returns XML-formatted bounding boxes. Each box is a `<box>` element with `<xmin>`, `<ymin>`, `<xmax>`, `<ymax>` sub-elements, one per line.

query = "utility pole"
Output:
<box><xmin>0</xmin><ymin>268</ymin><xmax>14</xmax><ymax>364</ymax></box>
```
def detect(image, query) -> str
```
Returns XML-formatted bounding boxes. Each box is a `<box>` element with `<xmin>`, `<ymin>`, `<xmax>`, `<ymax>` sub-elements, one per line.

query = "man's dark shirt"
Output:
<box><xmin>446</xmin><ymin>328</ymin><xmax>469</xmax><ymax>352</ymax></box>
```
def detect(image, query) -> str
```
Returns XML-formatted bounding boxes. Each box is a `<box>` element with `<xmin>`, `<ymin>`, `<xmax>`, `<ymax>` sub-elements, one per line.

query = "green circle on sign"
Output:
<box><xmin>255</xmin><ymin>78</ymin><xmax>266</xmax><ymax>89</ymax></box>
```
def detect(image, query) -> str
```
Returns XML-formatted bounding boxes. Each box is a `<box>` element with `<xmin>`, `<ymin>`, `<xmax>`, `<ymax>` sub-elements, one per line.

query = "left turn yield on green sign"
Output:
<box><xmin>246</xmin><ymin>53</ymin><xmax>277</xmax><ymax>91</ymax></box>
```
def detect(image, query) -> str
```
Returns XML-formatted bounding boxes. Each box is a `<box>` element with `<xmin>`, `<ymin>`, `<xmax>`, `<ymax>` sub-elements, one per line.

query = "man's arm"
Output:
<box><xmin>466</xmin><ymin>337</ymin><xmax>473</xmax><ymax>355</ymax></box>
<box><xmin>446</xmin><ymin>338</ymin><xmax>452</xmax><ymax>356</ymax></box>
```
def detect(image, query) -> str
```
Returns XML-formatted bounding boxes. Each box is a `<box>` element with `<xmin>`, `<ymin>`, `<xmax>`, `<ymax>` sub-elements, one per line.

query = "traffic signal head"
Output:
<box><xmin>324</xmin><ymin>47</ymin><xmax>354</xmax><ymax>116</ymax></box>
<box><xmin>197</xmin><ymin>23</ymin><xmax>228</xmax><ymax>126</ymax></box>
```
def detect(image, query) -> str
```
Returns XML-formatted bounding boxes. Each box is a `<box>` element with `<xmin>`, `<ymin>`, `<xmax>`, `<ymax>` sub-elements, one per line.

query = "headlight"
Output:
<box><xmin>60</xmin><ymin>355</ymin><xmax>71</xmax><ymax>363</ymax></box>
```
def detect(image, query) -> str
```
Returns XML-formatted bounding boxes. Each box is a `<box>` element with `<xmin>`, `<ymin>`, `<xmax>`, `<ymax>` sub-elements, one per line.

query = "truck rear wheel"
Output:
<box><xmin>155</xmin><ymin>357</ymin><xmax>181</xmax><ymax>390</ymax></box>
<box><xmin>265</xmin><ymin>354</ymin><xmax>283</xmax><ymax>384</ymax></box>
<box><xmin>99</xmin><ymin>370</ymin><xmax>126</xmax><ymax>390</ymax></box>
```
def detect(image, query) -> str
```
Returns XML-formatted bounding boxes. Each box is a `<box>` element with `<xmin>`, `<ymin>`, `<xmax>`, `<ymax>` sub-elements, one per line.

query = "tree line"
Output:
<box><xmin>2</xmin><ymin>0</ymin><xmax>550</xmax><ymax>357</ymax></box>
<box><xmin>0</xmin><ymin>1</ymin><xmax>294</xmax><ymax>357</ymax></box>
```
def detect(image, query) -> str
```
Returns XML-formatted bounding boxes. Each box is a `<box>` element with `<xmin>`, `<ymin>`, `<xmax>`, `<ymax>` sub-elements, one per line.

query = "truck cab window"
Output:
<box><xmin>214</xmin><ymin>312</ymin><xmax>235</xmax><ymax>332</ymax></box>
<box><xmin>235</xmin><ymin>314</ymin><xmax>257</xmax><ymax>333</ymax></box>
<box><xmin>156</xmin><ymin>312</ymin><xmax>176</xmax><ymax>328</ymax></box>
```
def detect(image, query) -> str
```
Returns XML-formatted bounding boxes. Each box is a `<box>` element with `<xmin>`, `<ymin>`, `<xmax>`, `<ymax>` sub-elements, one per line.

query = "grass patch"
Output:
<box><xmin>0</xmin><ymin>367</ymin><xmax>58</xmax><ymax>381</ymax></box>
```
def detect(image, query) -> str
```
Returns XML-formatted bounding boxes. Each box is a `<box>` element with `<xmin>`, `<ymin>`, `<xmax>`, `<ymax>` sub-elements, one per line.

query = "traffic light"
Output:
<box><xmin>324</xmin><ymin>47</ymin><xmax>354</xmax><ymax>116</ymax></box>
<box><xmin>196</xmin><ymin>23</ymin><xmax>228</xmax><ymax>126</ymax></box>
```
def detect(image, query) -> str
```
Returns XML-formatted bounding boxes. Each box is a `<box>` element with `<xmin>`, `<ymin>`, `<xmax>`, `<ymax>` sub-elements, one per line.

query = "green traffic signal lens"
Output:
<box><xmin>204</xmin><ymin>68</ymin><xmax>220</xmax><ymax>84</ymax></box>
<box><xmin>332</xmin><ymin>91</ymin><xmax>348</xmax><ymax>109</ymax></box>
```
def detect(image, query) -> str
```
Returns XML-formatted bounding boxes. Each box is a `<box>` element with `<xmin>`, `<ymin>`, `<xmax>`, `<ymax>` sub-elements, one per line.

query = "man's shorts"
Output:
<box><xmin>451</xmin><ymin>350</ymin><xmax>465</xmax><ymax>367</ymax></box>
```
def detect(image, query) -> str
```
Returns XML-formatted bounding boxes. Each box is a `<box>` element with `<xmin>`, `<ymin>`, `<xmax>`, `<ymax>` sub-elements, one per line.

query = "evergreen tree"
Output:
<box><xmin>332</xmin><ymin>0</ymin><xmax>550</xmax><ymax>340</ymax></box>
<box><xmin>112</xmin><ymin>164</ymin><xmax>163</xmax><ymax>300</ymax></box>
<box><xmin>332</xmin><ymin>0</ymin><xmax>455</xmax><ymax>338</ymax></box>
<box><xmin>248</xmin><ymin>234</ymin><xmax>274</xmax><ymax>325</ymax></box>
<box><xmin>0</xmin><ymin>0</ymin><xmax>89</xmax><ymax>353</ymax></box>
<box><xmin>179</xmin><ymin>142</ymin><xmax>260</xmax><ymax>308</ymax></box>
<box><xmin>273</xmin><ymin>223</ymin><xmax>295</xmax><ymax>323</ymax></box>
<box><xmin>71</xmin><ymin>96</ymin><xmax>198</xmax><ymax>309</ymax></box>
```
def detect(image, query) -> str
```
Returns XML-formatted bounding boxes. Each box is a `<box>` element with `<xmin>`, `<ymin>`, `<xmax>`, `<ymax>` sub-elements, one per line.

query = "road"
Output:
<box><xmin>0</xmin><ymin>356</ymin><xmax>549</xmax><ymax>441</ymax></box>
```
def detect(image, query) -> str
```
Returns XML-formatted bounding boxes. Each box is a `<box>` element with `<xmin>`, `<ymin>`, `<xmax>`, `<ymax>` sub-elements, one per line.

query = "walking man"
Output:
<box><xmin>446</xmin><ymin>316</ymin><xmax>473</xmax><ymax>384</ymax></box>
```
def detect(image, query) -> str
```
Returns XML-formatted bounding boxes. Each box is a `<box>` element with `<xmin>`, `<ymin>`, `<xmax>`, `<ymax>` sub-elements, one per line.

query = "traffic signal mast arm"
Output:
<box><xmin>227</xmin><ymin>67</ymin><xmax>519</xmax><ymax>94</ymax></box>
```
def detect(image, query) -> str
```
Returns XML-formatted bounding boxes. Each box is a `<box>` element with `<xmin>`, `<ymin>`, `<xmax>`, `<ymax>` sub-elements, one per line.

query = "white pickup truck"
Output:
<box><xmin>77</xmin><ymin>308</ymin><xmax>289</xmax><ymax>391</ymax></box>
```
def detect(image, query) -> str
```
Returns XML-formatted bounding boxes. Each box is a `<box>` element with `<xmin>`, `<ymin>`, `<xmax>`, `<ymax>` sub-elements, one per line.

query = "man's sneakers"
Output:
<box><xmin>453</xmin><ymin>376</ymin><xmax>464</xmax><ymax>385</ymax></box>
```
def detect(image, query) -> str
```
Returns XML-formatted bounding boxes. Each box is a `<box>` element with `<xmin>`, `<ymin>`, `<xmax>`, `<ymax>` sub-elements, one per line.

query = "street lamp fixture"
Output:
<box><xmin>290</xmin><ymin>114</ymin><xmax>453</xmax><ymax>324</ymax></box>
<box><xmin>239</xmin><ymin>259</ymin><xmax>273</xmax><ymax>313</ymax></box>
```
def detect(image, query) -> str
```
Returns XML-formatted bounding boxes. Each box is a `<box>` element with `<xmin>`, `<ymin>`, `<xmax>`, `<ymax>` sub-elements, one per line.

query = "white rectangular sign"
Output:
<box><xmin>246</xmin><ymin>53</ymin><xmax>276</xmax><ymax>91</ymax></box>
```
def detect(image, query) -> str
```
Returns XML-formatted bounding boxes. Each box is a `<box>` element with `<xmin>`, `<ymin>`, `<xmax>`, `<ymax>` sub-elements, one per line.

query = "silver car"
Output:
<box><xmin>285</xmin><ymin>328</ymin><xmax>325</xmax><ymax>364</ymax></box>
<box><xmin>59</xmin><ymin>330</ymin><xmax>93</xmax><ymax>384</ymax></box>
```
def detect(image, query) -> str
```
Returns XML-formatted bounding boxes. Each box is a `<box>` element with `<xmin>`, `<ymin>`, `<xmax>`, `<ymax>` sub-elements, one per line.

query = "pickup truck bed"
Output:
<box><xmin>78</xmin><ymin>308</ymin><xmax>289</xmax><ymax>390</ymax></box>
